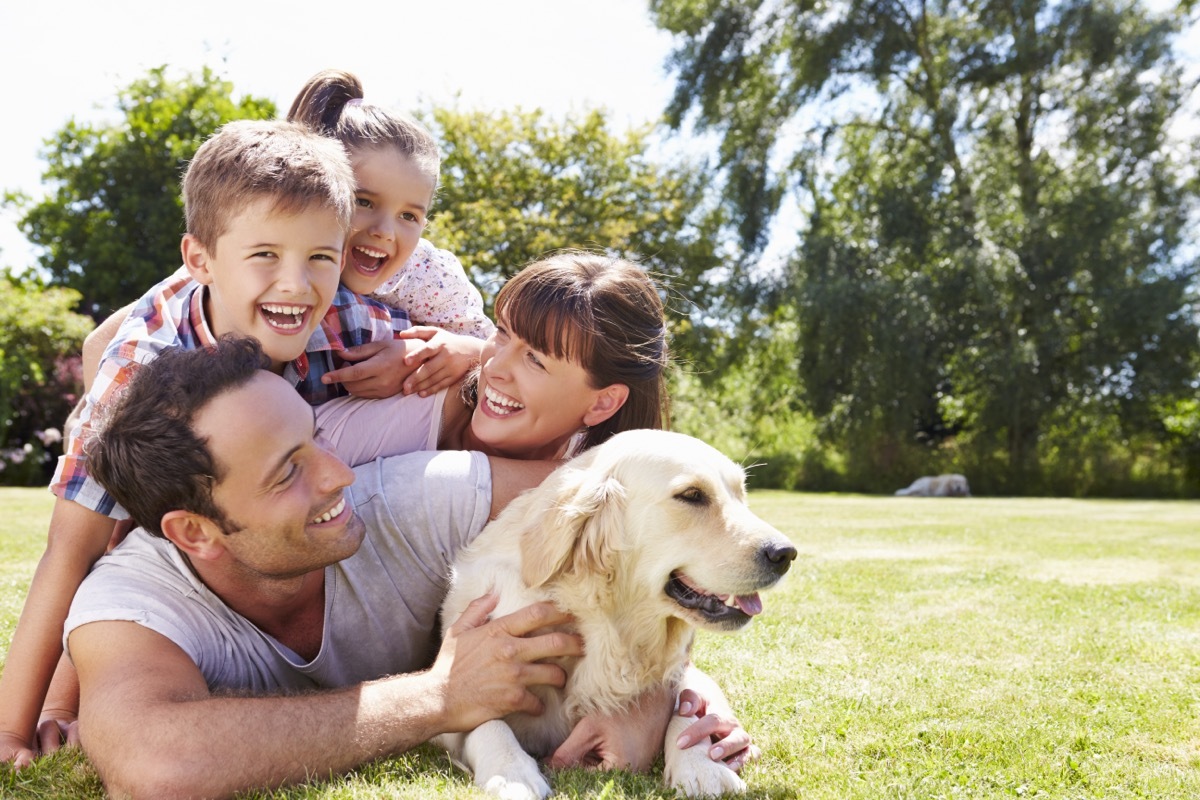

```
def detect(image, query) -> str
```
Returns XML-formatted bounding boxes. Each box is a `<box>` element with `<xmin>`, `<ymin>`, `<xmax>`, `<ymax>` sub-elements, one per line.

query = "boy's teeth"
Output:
<box><xmin>312</xmin><ymin>497</ymin><xmax>346</xmax><ymax>524</ymax></box>
<box><xmin>261</xmin><ymin>304</ymin><xmax>307</xmax><ymax>331</ymax></box>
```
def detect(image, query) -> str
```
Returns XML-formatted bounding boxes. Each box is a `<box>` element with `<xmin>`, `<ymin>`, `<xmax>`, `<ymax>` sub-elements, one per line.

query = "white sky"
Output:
<box><xmin>0</xmin><ymin>0</ymin><xmax>680</xmax><ymax>271</ymax></box>
<box><xmin>2</xmin><ymin>2</ymin><xmax>1195</xmax><ymax>277</ymax></box>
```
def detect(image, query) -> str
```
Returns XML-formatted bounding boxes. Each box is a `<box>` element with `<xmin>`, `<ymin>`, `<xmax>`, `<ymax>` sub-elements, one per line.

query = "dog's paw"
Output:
<box><xmin>478</xmin><ymin>760</ymin><xmax>552</xmax><ymax>800</ymax></box>
<box><xmin>664</xmin><ymin>745</ymin><xmax>747</xmax><ymax>798</ymax></box>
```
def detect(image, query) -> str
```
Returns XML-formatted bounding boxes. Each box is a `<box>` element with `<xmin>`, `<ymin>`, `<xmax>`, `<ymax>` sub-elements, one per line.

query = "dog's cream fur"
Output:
<box><xmin>436</xmin><ymin>429</ymin><xmax>797</xmax><ymax>799</ymax></box>
<box><xmin>894</xmin><ymin>473</ymin><xmax>971</xmax><ymax>497</ymax></box>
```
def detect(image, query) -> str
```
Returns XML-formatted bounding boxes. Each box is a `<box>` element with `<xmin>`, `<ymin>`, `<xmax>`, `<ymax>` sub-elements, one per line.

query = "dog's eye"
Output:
<box><xmin>674</xmin><ymin>487</ymin><xmax>708</xmax><ymax>506</ymax></box>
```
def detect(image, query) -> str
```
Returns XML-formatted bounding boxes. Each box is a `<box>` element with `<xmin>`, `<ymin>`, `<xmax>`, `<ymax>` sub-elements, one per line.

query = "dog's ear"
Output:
<box><xmin>521</xmin><ymin>467</ymin><xmax>626</xmax><ymax>588</ymax></box>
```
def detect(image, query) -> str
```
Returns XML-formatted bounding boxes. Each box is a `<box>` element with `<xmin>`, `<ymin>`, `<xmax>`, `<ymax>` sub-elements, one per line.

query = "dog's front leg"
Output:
<box><xmin>662</xmin><ymin>713</ymin><xmax>747</xmax><ymax>798</ymax></box>
<box><xmin>435</xmin><ymin>722</ymin><xmax>551</xmax><ymax>800</ymax></box>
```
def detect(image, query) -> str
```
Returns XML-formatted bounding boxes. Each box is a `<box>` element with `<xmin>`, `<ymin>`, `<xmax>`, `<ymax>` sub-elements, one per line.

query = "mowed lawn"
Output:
<box><xmin>2</xmin><ymin>486</ymin><xmax>1198</xmax><ymax>799</ymax></box>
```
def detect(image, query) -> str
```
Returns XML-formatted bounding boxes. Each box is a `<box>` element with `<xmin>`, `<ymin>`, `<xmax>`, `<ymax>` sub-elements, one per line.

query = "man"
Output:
<box><xmin>66</xmin><ymin>336</ymin><xmax>754</xmax><ymax>797</ymax></box>
<box><xmin>64</xmin><ymin>336</ymin><xmax>579</xmax><ymax>797</ymax></box>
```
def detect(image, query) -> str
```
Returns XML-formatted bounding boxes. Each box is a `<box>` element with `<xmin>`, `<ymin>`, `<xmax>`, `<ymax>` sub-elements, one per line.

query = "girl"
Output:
<box><xmin>288</xmin><ymin>70</ymin><xmax>494</xmax><ymax>399</ymax></box>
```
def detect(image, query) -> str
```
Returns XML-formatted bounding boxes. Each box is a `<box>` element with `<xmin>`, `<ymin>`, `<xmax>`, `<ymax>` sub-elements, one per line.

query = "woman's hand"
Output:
<box><xmin>673</xmin><ymin>688</ymin><xmax>760</xmax><ymax>772</ymax></box>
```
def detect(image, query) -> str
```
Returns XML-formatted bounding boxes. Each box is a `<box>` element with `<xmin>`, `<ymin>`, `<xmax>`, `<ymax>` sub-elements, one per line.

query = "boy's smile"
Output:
<box><xmin>182</xmin><ymin>197</ymin><xmax>345</xmax><ymax>372</ymax></box>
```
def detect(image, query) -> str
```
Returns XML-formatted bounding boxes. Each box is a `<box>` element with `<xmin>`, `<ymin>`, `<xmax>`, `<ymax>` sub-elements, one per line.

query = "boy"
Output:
<box><xmin>0</xmin><ymin>119</ymin><xmax>416</xmax><ymax>767</ymax></box>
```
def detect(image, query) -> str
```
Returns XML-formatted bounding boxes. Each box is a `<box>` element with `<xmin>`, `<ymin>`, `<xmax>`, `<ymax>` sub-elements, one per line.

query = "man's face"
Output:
<box><xmin>187</xmin><ymin>197</ymin><xmax>345</xmax><ymax>373</ymax></box>
<box><xmin>193</xmin><ymin>371</ymin><xmax>364</xmax><ymax>578</ymax></box>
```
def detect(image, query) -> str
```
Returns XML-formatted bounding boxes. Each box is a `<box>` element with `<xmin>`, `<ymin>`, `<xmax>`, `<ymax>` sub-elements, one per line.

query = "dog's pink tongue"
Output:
<box><xmin>735</xmin><ymin>593</ymin><xmax>762</xmax><ymax>616</ymax></box>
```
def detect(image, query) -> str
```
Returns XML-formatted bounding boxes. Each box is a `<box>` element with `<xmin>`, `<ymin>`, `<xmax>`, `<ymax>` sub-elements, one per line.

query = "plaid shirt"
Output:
<box><xmin>51</xmin><ymin>270</ymin><xmax>409</xmax><ymax>518</ymax></box>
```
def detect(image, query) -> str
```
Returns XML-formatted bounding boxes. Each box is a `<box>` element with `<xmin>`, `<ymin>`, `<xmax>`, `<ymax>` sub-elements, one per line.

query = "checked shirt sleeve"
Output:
<box><xmin>50</xmin><ymin>272</ymin><xmax>202</xmax><ymax>518</ymax></box>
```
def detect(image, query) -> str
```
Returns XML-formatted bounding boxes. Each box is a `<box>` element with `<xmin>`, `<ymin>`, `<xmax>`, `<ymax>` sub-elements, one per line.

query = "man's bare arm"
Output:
<box><xmin>71</xmin><ymin>596</ymin><xmax>581</xmax><ymax>798</ymax></box>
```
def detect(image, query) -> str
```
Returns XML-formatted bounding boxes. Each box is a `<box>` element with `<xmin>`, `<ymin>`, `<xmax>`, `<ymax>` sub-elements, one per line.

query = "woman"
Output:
<box><xmin>319</xmin><ymin>250</ymin><xmax>669</xmax><ymax>466</ymax></box>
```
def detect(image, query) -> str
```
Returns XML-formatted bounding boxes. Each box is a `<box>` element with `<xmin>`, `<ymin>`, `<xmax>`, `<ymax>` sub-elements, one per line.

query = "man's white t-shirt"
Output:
<box><xmin>64</xmin><ymin>450</ymin><xmax>491</xmax><ymax>692</ymax></box>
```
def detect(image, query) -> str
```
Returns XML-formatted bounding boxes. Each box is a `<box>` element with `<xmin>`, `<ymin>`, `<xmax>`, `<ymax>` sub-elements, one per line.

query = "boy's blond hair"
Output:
<box><xmin>182</xmin><ymin>119</ymin><xmax>356</xmax><ymax>252</ymax></box>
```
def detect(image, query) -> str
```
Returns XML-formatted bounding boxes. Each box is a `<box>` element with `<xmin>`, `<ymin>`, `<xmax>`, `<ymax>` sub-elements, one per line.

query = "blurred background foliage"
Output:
<box><xmin>2</xmin><ymin>0</ymin><xmax>1198</xmax><ymax>496</ymax></box>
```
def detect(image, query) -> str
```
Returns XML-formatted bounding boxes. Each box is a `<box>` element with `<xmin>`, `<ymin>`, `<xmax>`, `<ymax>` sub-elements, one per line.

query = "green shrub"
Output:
<box><xmin>0</xmin><ymin>273</ymin><xmax>91</xmax><ymax>485</ymax></box>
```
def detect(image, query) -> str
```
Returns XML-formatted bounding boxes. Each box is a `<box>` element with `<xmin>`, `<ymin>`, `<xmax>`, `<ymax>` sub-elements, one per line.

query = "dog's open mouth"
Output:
<box><xmin>665</xmin><ymin>571</ymin><xmax>763</xmax><ymax>626</ymax></box>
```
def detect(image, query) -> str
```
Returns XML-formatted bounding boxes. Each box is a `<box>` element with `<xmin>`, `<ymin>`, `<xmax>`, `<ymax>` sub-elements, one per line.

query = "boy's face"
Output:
<box><xmin>183</xmin><ymin>197</ymin><xmax>345</xmax><ymax>372</ymax></box>
<box><xmin>342</xmin><ymin>147</ymin><xmax>434</xmax><ymax>296</ymax></box>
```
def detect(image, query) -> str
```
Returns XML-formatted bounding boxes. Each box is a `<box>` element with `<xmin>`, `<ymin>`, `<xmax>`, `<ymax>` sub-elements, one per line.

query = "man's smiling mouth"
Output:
<box><xmin>311</xmin><ymin>496</ymin><xmax>346</xmax><ymax>524</ymax></box>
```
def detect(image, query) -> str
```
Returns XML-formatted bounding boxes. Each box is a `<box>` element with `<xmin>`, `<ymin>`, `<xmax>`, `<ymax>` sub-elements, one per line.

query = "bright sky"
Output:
<box><xmin>0</xmin><ymin>0</ymin><xmax>679</xmax><ymax>271</ymax></box>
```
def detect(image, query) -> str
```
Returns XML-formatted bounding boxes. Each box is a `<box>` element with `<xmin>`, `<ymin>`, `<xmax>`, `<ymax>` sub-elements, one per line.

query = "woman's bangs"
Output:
<box><xmin>501</xmin><ymin>284</ymin><xmax>593</xmax><ymax>366</ymax></box>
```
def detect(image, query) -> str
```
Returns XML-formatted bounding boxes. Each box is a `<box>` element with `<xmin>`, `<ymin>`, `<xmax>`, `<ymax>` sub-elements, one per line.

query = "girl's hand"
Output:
<box><xmin>398</xmin><ymin>326</ymin><xmax>485</xmax><ymax>397</ymax></box>
<box><xmin>321</xmin><ymin>339</ymin><xmax>414</xmax><ymax>398</ymax></box>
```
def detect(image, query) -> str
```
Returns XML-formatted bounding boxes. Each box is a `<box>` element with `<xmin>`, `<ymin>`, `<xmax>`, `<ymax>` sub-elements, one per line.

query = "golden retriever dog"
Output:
<box><xmin>894</xmin><ymin>473</ymin><xmax>971</xmax><ymax>497</ymax></box>
<box><xmin>436</xmin><ymin>429</ymin><xmax>797</xmax><ymax>799</ymax></box>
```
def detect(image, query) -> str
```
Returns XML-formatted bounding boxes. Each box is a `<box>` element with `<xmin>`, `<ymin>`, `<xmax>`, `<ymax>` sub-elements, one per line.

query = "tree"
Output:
<box><xmin>8</xmin><ymin>67</ymin><xmax>275</xmax><ymax>317</ymax></box>
<box><xmin>651</xmin><ymin>0</ymin><xmax>1200</xmax><ymax>493</ymax></box>
<box><xmin>422</xmin><ymin>106</ymin><xmax>735</xmax><ymax>371</ymax></box>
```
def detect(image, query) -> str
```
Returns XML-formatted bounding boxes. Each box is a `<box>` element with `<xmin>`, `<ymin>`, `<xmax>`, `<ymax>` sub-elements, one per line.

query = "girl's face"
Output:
<box><xmin>343</xmin><ymin>147</ymin><xmax>435</xmax><ymax>295</ymax></box>
<box><xmin>470</xmin><ymin>316</ymin><xmax>625</xmax><ymax>460</ymax></box>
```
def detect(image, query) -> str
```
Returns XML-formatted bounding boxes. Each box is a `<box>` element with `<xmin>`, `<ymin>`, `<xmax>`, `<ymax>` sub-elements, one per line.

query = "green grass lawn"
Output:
<box><xmin>2</xmin><ymin>487</ymin><xmax>1198</xmax><ymax>799</ymax></box>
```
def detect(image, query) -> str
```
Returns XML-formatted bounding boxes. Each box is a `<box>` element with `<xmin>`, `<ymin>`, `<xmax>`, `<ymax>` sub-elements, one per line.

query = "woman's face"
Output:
<box><xmin>470</xmin><ymin>317</ymin><xmax>615</xmax><ymax>460</ymax></box>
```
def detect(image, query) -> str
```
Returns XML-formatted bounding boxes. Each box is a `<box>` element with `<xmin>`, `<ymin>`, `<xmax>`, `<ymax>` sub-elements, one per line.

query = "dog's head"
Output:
<box><xmin>519</xmin><ymin>429</ymin><xmax>797</xmax><ymax>633</ymax></box>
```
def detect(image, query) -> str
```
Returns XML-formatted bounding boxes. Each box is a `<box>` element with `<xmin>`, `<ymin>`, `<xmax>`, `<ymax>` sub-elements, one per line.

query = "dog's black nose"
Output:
<box><xmin>760</xmin><ymin>541</ymin><xmax>798</xmax><ymax>575</ymax></box>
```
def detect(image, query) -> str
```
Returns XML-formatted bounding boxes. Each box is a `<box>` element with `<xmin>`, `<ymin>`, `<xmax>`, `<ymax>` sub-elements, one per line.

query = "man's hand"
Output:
<box><xmin>321</xmin><ymin>339</ymin><xmax>414</xmax><ymax>398</ymax></box>
<box><xmin>430</xmin><ymin>595</ymin><xmax>582</xmax><ymax>733</ymax></box>
<box><xmin>674</xmin><ymin>688</ymin><xmax>760</xmax><ymax>772</ymax></box>
<box><xmin>397</xmin><ymin>326</ymin><xmax>485</xmax><ymax>397</ymax></box>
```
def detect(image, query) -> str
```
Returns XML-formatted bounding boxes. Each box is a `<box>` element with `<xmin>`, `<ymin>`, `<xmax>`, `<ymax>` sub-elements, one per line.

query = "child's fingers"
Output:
<box><xmin>402</xmin><ymin>341</ymin><xmax>437</xmax><ymax>367</ymax></box>
<box><xmin>403</xmin><ymin>362</ymin><xmax>454</xmax><ymax>396</ymax></box>
<box><xmin>322</xmin><ymin>364</ymin><xmax>366</xmax><ymax>385</ymax></box>
<box><xmin>396</xmin><ymin>325</ymin><xmax>442</xmax><ymax>342</ymax></box>
<box><xmin>336</xmin><ymin>340</ymin><xmax>390</xmax><ymax>362</ymax></box>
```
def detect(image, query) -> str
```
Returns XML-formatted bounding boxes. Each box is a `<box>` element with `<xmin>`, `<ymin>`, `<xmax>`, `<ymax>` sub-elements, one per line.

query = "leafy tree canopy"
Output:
<box><xmin>652</xmin><ymin>0</ymin><xmax>1200</xmax><ymax>491</ymax></box>
<box><xmin>423</xmin><ymin>105</ymin><xmax>736</xmax><ymax>371</ymax></box>
<box><xmin>7</xmin><ymin>66</ymin><xmax>274</xmax><ymax>317</ymax></box>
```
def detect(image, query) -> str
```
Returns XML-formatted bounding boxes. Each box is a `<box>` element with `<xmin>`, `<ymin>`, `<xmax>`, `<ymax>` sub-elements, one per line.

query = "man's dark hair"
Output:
<box><xmin>86</xmin><ymin>336</ymin><xmax>271</xmax><ymax>537</ymax></box>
